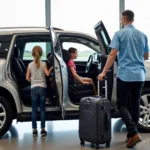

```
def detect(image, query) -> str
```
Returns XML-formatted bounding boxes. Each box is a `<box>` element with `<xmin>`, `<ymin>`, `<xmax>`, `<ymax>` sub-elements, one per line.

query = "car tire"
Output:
<box><xmin>138</xmin><ymin>88</ymin><xmax>150</xmax><ymax>132</ymax></box>
<box><xmin>0</xmin><ymin>96</ymin><xmax>13</xmax><ymax>137</ymax></box>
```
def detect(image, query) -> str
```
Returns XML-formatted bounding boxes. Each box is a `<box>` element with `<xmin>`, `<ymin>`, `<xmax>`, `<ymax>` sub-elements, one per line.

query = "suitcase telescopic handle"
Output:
<box><xmin>97</xmin><ymin>78</ymin><xmax>107</xmax><ymax>98</ymax></box>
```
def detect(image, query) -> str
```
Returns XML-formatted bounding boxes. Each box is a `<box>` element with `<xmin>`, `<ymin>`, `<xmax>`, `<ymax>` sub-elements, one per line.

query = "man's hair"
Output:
<box><xmin>122</xmin><ymin>10</ymin><xmax>134</xmax><ymax>22</ymax></box>
<box><xmin>68</xmin><ymin>47</ymin><xmax>77</xmax><ymax>54</ymax></box>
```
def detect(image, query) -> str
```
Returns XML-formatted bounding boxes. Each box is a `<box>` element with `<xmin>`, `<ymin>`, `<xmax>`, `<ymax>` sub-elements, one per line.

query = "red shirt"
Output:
<box><xmin>68</xmin><ymin>60</ymin><xmax>76</xmax><ymax>72</ymax></box>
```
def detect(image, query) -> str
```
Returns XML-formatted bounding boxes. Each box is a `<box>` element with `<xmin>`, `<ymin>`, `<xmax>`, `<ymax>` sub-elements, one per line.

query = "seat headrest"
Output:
<box><xmin>14</xmin><ymin>47</ymin><xmax>20</xmax><ymax>58</ymax></box>
<box><xmin>47</xmin><ymin>52</ymin><xmax>52</xmax><ymax>58</ymax></box>
<box><xmin>62</xmin><ymin>49</ymin><xmax>70</xmax><ymax>64</ymax></box>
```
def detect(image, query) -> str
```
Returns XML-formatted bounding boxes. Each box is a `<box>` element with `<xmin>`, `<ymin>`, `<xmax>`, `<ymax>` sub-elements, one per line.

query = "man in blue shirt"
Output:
<box><xmin>98</xmin><ymin>10</ymin><xmax>149</xmax><ymax>148</ymax></box>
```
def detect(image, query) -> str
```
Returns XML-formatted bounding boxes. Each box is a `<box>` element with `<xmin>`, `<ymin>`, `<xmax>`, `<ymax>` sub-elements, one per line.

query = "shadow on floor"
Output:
<box><xmin>0</xmin><ymin>125</ymin><xmax>19</xmax><ymax>139</ymax></box>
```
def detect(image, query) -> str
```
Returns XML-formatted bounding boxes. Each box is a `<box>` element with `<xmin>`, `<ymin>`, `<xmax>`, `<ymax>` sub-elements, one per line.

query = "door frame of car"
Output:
<box><xmin>56</xmin><ymin>32</ymin><xmax>102</xmax><ymax>110</ymax></box>
<box><xmin>94</xmin><ymin>21</ymin><xmax>117</xmax><ymax>106</ymax></box>
<box><xmin>4</xmin><ymin>34</ymin><xmax>23</xmax><ymax>113</ymax></box>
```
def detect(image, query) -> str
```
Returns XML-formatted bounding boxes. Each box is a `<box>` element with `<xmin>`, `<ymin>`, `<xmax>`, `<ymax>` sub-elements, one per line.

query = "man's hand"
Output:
<box><xmin>98</xmin><ymin>49</ymin><xmax>117</xmax><ymax>81</ymax></box>
<box><xmin>98</xmin><ymin>72</ymin><xmax>106</xmax><ymax>81</ymax></box>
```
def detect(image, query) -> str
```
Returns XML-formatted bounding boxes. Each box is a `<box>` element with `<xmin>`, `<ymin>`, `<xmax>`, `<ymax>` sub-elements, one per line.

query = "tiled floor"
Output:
<box><xmin>0</xmin><ymin>119</ymin><xmax>150</xmax><ymax>150</ymax></box>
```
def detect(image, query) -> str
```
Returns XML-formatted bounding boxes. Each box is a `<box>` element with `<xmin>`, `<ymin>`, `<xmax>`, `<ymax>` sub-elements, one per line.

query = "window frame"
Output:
<box><xmin>14</xmin><ymin>33</ymin><xmax>53</xmax><ymax>61</ymax></box>
<box><xmin>23</xmin><ymin>41</ymin><xmax>51</xmax><ymax>61</ymax></box>
<box><xmin>58</xmin><ymin>33</ymin><xmax>101</xmax><ymax>62</ymax></box>
<box><xmin>62</xmin><ymin>41</ymin><xmax>97</xmax><ymax>62</ymax></box>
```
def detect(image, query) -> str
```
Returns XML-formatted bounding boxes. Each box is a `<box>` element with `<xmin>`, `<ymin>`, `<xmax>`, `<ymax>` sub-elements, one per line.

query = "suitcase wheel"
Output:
<box><xmin>96</xmin><ymin>144</ymin><xmax>99</xmax><ymax>149</ymax></box>
<box><xmin>80</xmin><ymin>140</ymin><xmax>85</xmax><ymax>146</ymax></box>
<box><xmin>106</xmin><ymin>142</ymin><xmax>110</xmax><ymax>148</ymax></box>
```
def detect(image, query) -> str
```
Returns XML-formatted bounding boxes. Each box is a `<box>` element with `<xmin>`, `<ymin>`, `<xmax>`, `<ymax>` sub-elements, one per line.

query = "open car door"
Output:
<box><xmin>94</xmin><ymin>21</ymin><xmax>117</xmax><ymax>106</ymax></box>
<box><xmin>50</xmin><ymin>28</ymin><xmax>68</xmax><ymax>118</ymax></box>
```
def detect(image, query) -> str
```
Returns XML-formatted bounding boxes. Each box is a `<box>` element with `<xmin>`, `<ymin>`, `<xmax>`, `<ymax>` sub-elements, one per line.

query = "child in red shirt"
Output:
<box><xmin>68</xmin><ymin>47</ymin><xmax>97</xmax><ymax>95</ymax></box>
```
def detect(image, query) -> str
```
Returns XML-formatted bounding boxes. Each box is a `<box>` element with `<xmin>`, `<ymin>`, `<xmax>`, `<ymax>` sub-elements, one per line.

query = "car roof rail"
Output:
<box><xmin>0</xmin><ymin>26</ymin><xmax>64</xmax><ymax>30</ymax></box>
<box><xmin>0</xmin><ymin>26</ymin><xmax>50</xmax><ymax>30</ymax></box>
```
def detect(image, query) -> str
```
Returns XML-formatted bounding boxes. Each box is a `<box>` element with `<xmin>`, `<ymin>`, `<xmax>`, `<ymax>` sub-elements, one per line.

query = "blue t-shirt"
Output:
<box><xmin>109</xmin><ymin>24</ymin><xmax>149</xmax><ymax>81</ymax></box>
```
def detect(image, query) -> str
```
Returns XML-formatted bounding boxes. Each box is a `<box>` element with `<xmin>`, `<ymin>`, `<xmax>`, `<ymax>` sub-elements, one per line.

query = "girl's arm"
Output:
<box><xmin>70</xmin><ymin>66</ymin><xmax>85</xmax><ymax>84</ymax></box>
<box><xmin>44</xmin><ymin>64</ymin><xmax>53</xmax><ymax>77</ymax></box>
<box><xmin>26</xmin><ymin>66</ymin><xmax>31</xmax><ymax>82</ymax></box>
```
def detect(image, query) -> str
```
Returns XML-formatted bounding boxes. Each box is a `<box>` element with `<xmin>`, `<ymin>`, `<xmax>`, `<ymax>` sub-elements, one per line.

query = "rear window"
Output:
<box><xmin>15</xmin><ymin>35</ymin><xmax>52</xmax><ymax>61</ymax></box>
<box><xmin>24</xmin><ymin>42</ymin><xmax>51</xmax><ymax>60</ymax></box>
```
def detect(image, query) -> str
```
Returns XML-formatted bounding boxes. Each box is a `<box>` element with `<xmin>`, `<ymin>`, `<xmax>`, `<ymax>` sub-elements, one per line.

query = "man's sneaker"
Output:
<box><xmin>126</xmin><ymin>133</ymin><xmax>142</xmax><ymax>148</ymax></box>
<box><xmin>32</xmin><ymin>129</ymin><xmax>38</xmax><ymax>137</ymax></box>
<box><xmin>41</xmin><ymin>130</ymin><xmax>47</xmax><ymax>137</ymax></box>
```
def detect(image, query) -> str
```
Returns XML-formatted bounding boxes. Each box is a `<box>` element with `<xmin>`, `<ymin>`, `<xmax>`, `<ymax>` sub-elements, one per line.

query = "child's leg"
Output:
<box><xmin>39</xmin><ymin>88</ymin><xmax>46</xmax><ymax>131</ymax></box>
<box><xmin>31</xmin><ymin>88</ymin><xmax>38</xmax><ymax>130</ymax></box>
<box><xmin>82</xmin><ymin>78</ymin><xmax>97</xmax><ymax>95</ymax></box>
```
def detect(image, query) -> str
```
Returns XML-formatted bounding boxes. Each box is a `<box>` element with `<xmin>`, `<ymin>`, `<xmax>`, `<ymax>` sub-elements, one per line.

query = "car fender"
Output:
<box><xmin>0</xmin><ymin>81</ymin><xmax>22</xmax><ymax>113</ymax></box>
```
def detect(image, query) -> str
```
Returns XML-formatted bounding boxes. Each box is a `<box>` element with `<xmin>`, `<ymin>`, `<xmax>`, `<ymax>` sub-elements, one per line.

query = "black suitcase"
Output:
<box><xmin>79</xmin><ymin>80</ymin><xmax>111</xmax><ymax>148</ymax></box>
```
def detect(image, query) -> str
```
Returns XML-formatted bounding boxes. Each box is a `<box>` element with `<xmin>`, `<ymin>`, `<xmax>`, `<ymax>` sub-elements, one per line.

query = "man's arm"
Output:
<box><xmin>144</xmin><ymin>52</ymin><xmax>149</xmax><ymax>60</ymax></box>
<box><xmin>98</xmin><ymin>49</ymin><xmax>118</xmax><ymax>80</ymax></box>
<box><xmin>144</xmin><ymin>36</ymin><xmax>149</xmax><ymax>60</ymax></box>
<box><xmin>98</xmin><ymin>32</ymin><xmax>119</xmax><ymax>81</ymax></box>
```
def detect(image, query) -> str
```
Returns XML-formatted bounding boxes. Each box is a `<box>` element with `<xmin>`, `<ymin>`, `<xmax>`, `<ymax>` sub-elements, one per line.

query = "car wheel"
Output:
<box><xmin>0</xmin><ymin>96</ymin><xmax>13</xmax><ymax>137</ymax></box>
<box><xmin>138</xmin><ymin>89</ymin><xmax>150</xmax><ymax>132</ymax></box>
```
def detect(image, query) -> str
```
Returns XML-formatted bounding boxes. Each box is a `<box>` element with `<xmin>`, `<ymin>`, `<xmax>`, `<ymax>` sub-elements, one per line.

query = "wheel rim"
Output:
<box><xmin>139</xmin><ymin>94</ymin><xmax>150</xmax><ymax>128</ymax></box>
<box><xmin>0</xmin><ymin>103</ymin><xmax>6</xmax><ymax>129</ymax></box>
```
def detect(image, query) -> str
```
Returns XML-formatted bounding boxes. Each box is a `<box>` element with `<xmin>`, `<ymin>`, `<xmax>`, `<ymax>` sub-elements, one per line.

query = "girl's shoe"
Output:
<box><xmin>33</xmin><ymin>129</ymin><xmax>38</xmax><ymax>137</ymax></box>
<box><xmin>41</xmin><ymin>129</ymin><xmax>47</xmax><ymax>137</ymax></box>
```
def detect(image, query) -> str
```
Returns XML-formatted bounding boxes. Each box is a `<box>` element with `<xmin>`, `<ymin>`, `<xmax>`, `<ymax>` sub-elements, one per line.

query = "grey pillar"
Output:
<box><xmin>45</xmin><ymin>0</ymin><xmax>51</xmax><ymax>27</ymax></box>
<box><xmin>45</xmin><ymin>0</ymin><xmax>51</xmax><ymax>55</ymax></box>
<box><xmin>119</xmin><ymin>0</ymin><xmax>125</xmax><ymax>29</ymax></box>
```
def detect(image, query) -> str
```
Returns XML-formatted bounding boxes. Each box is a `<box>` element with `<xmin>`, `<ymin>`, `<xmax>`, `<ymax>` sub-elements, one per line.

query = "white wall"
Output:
<box><xmin>125</xmin><ymin>0</ymin><xmax>150</xmax><ymax>44</ymax></box>
<box><xmin>51</xmin><ymin>0</ymin><xmax>119</xmax><ymax>38</ymax></box>
<box><xmin>0</xmin><ymin>0</ymin><xmax>45</xmax><ymax>27</ymax></box>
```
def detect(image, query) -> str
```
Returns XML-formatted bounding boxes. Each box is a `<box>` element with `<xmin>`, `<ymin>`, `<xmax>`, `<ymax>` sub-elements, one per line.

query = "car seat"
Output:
<box><xmin>12</xmin><ymin>46</ymin><xmax>31</xmax><ymax>105</ymax></box>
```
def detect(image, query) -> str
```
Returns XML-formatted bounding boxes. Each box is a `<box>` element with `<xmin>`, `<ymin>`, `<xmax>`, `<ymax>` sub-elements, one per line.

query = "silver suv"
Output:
<box><xmin>0</xmin><ymin>21</ymin><xmax>150</xmax><ymax>137</ymax></box>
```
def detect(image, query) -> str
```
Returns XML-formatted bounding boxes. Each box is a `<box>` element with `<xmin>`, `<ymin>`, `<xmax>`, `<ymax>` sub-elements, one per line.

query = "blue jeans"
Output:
<box><xmin>31</xmin><ymin>87</ymin><xmax>46</xmax><ymax>129</ymax></box>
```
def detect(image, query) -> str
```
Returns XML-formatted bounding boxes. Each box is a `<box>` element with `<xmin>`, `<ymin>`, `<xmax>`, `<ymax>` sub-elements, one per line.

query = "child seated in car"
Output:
<box><xmin>67</xmin><ymin>47</ymin><xmax>97</xmax><ymax>95</ymax></box>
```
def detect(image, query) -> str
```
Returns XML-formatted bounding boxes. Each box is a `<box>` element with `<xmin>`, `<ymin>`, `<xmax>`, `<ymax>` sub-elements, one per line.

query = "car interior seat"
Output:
<box><xmin>12</xmin><ymin>47</ymin><xmax>29</xmax><ymax>88</ymax></box>
<box><xmin>62</xmin><ymin>49</ymin><xmax>94</xmax><ymax>104</ymax></box>
<box><xmin>13</xmin><ymin>47</ymin><xmax>26</xmax><ymax>74</ymax></box>
<box><xmin>12</xmin><ymin>46</ymin><xmax>31</xmax><ymax>105</ymax></box>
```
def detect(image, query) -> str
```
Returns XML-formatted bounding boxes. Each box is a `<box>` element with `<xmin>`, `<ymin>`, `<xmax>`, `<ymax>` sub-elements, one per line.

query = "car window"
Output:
<box><xmin>62</xmin><ymin>42</ymin><xmax>96</xmax><ymax>61</ymax></box>
<box><xmin>100</xmin><ymin>30</ymin><xmax>111</xmax><ymax>54</ymax></box>
<box><xmin>23</xmin><ymin>42</ymin><xmax>51</xmax><ymax>60</ymax></box>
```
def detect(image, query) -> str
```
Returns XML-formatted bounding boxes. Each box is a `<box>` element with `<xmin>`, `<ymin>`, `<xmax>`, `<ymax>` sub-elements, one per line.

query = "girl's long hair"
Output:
<box><xmin>32</xmin><ymin>46</ymin><xmax>43</xmax><ymax>68</ymax></box>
